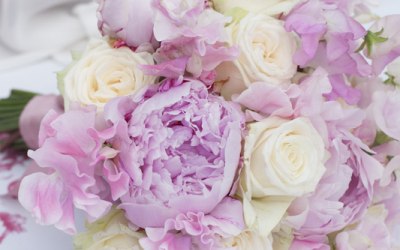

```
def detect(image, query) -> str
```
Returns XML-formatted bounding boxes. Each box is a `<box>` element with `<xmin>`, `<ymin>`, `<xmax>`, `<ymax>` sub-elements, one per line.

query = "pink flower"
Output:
<box><xmin>289</xmin><ymin>238</ymin><xmax>330</xmax><ymax>250</ymax></box>
<box><xmin>371</xmin><ymin>90</ymin><xmax>400</xmax><ymax>141</ymax></box>
<box><xmin>145</xmin><ymin>0</ymin><xmax>237</xmax><ymax>78</ymax></box>
<box><xmin>19</xmin><ymin>95</ymin><xmax>63</xmax><ymax>149</ymax></box>
<box><xmin>139</xmin><ymin>198</ymin><xmax>244</xmax><ymax>249</ymax></box>
<box><xmin>18</xmin><ymin>108</ymin><xmax>116</xmax><ymax>234</ymax></box>
<box><xmin>335</xmin><ymin>205</ymin><xmax>391</xmax><ymax>250</ymax></box>
<box><xmin>103</xmin><ymin>80</ymin><xmax>244</xmax><ymax>228</ymax></box>
<box><xmin>368</xmin><ymin>15</ymin><xmax>400</xmax><ymax>74</ymax></box>
<box><xmin>279</xmin><ymin>69</ymin><xmax>384</xmax><ymax>239</ymax></box>
<box><xmin>152</xmin><ymin>0</ymin><xmax>227</xmax><ymax>43</ymax></box>
<box><xmin>324</xmin><ymin>74</ymin><xmax>361</xmax><ymax>105</ymax></box>
<box><xmin>374</xmin><ymin>180</ymin><xmax>400</xmax><ymax>248</ymax></box>
<box><xmin>97</xmin><ymin>0</ymin><xmax>156</xmax><ymax>48</ymax></box>
<box><xmin>285</xmin><ymin>0</ymin><xmax>370</xmax><ymax>77</ymax></box>
<box><xmin>234</xmin><ymin>82</ymin><xmax>296</xmax><ymax>119</ymax></box>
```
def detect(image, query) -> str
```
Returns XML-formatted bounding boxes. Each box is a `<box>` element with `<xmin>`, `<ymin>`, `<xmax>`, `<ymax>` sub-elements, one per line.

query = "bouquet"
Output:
<box><xmin>6</xmin><ymin>0</ymin><xmax>400</xmax><ymax>249</ymax></box>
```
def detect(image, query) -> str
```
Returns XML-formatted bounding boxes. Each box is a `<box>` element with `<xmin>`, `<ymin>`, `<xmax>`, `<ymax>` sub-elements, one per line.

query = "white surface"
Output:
<box><xmin>0</xmin><ymin>198</ymin><xmax>75</xmax><ymax>250</ymax></box>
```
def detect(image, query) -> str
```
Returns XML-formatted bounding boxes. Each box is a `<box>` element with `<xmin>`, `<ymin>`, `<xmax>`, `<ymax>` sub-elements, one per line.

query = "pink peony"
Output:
<box><xmin>103</xmin><ymin>80</ymin><xmax>244</xmax><ymax>228</ymax></box>
<box><xmin>139</xmin><ymin>198</ymin><xmax>244</xmax><ymax>249</ymax></box>
<box><xmin>335</xmin><ymin>204</ymin><xmax>391</xmax><ymax>250</ymax></box>
<box><xmin>97</xmin><ymin>0</ymin><xmax>156</xmax><ymax>48</ymax></box>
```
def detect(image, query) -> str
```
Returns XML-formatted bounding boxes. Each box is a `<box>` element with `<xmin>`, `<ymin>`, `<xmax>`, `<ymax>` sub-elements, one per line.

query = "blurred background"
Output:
<box><xmin>0</xmin><ymin>0</ymin><xmax>98</xmax><ymax>98</ymax></box>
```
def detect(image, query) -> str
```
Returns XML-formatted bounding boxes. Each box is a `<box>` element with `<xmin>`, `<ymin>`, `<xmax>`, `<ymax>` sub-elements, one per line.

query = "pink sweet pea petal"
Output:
<box><xmin>235</xmin><ymin>82</ymin><xmax>294</xmax><ymax>118</ymax></box>
<box><xmin>18</xmin><ymin>173</ymin><xmax>71</xmax><ymax>232</ymax></box>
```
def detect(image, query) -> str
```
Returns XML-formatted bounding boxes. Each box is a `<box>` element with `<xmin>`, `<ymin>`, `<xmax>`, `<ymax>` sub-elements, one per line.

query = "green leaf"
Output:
<box><xmin>0</xmin><ymin>89</ymin><xmax>37</xmax><ymax>151</ymax></box>
<box><xmin>9</xmin><ymin>89</ymin><xmax>37</xmax><ymax>98</ymax></box>
<box><xmin>357</xmin><ymin>28</ymin><xmax>389</xmax><ymax>56</ymax></box>
<box><xmin>373</xmin><ymin>131</ymin><xmax>392</xmax><ymax>147</ymax></box>
<box><xmin>384</xmin><ymin>73</ymin><xmax>398</xmax><ymax>86</ymax></box>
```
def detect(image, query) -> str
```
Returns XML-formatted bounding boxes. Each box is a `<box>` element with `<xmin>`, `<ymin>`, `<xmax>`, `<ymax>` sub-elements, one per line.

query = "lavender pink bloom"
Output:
<box><xmin>97</xmin><ymin>0</ymin><xmax>156</xmax><ymax>48</ymax></box>
<box><xmin>97</xmin><ymin>0</ymin><xmax>237</xmax><ymax>79</ymax></box>
<box><xmin>103</xmin><ymin>80</ymin><xmax>244</xmax><ymax>228</ymax></box>
<box><xmin>371</xmin><ymin>90</ymin><xmax>400</xmax><ymax>142</ymax></box>
<box><xmin>18</xmin><ymin>108</ymin><xmax>116</xmax><ymax>234</ymax></box>
<box><xmin>19</xmin><ymin>95</ymin><xmax>63</xmax><ymax>149</ymax></box>
<box><xmin>368</xmin><ymin>15</ymin><xmax>400</xmax><ymax>74</ymax></box>
<box><xmin>285</xmin><ymin>0</ymin><xmax>370</xmax><ymax>77</ymax></box>
<box><xmin>140</xmin><ymin>198</ymin><xmax>244</xmax><ymax>249</ymax></box>
<box><xmin>273</xmin><ymin>69</ymin><xmax>384</xmax><ymax>242</ymax></box>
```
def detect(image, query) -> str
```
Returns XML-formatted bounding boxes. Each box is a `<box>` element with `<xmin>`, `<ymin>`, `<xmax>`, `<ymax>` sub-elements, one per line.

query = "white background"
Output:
<box><xmin>0</xmin><ymin>1</ymin><xmax>399</xmax><ymax>249</ymax></box>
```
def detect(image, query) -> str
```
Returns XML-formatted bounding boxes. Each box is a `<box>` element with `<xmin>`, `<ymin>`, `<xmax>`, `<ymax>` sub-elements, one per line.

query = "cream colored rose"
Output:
<box><xmin>212</xmin><ymin>0</ymin><xmax>302</xmax><ymax>17</ymax></box>
<box><xmin>74</xmin><ymin>208</ymin><xmax>145</xmax><ymax>250</ymax></box>
<box><xmin>217</xmin><ymin>13</ymin><xmax>297</xmax><ymax>99</ymax></box>
<box><xmin>222</xmin><ymin>230</ymin><xmax>273</xmax><ymax>250</ymax></box>
<box><xmin>239</xmin><ymin>117</ymin><xmax>326</xmax><ymax>236</ymax></box>
<box><xmin>59</xmin><ymin>39</ymin><xmax>156</xmax><ymax>111</ymax></box>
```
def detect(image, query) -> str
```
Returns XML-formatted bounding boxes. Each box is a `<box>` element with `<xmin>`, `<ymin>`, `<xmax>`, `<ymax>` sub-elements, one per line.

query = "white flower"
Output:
<box><xmin>59</xmin><ymin>39</ymin><xmax>156</xmax><ymax>111</ymax></box>
<box><xmin>74</xmin><ymin>208</ymin><xmax>145</xmax><ymax>250</ymax></box>
<box><xmin>222</xmin><ymin>230</ymin><xmax>273</xmax><ymax>250</ymax></box>
<box><xmin>239</xmin><ymin>117</ymin><xmax>326</xmax><ymax>236</ymax></box>
<box><xmin>212</xmin><ymin>0</ymin><xmax>302</xmax><ymax>17</ymax></box>
<box><xmin>217</xmin><ymin>13</ymin><xmax>297</xmax><ymax>99</ymax></box>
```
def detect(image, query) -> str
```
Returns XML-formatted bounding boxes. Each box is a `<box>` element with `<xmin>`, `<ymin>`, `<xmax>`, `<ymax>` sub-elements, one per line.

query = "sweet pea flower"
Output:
<box><xmin>335</xmin><ymin>205</ymin><xmax>391</xmax><ymax>250</ymax></box>
<box><xmin>327</xmin><ymin>0</ymin><xmax>379</xmax><ymax>23</ymax></box>
<box><xmin>285</xmin><ymin>0</ymin><xmax>370</xmax><ymax>77</ymax></box>
<box><xmin>368</xmin><ymin>15</ymin><xmax>400</xmax><ymax>74</ymax></box>
<box><xmin>103</xmin><ymin>80</ymin><xmax>244</xmax><ymax>228</ymax></box>
<box><xmin>97</xmin><ymin>0</ymin><xmax>155</xmax><ymax>48</ymax></box>
<box><xmin>18</xmin><ymin>108</ymin><xmax>116</xmax><ymax>234</ymax></box>
<box><xmin>371</xmin><ymin>90</ymin><xmax>400</xmax><ymax>141</ymax></box>
<box><xmin>387</xmin><ymin>57</ymin><xmax>400</xmax><ymax>85</ymax></box>
<box><xmin>152</xmin><ymin>0</ymin><xmax>228</xmax><ymax>44</ymax></box>
<box><xmin>140</xmin><ymin>0</ymin><xmax>237</xmax><ymax>79</ymax></box>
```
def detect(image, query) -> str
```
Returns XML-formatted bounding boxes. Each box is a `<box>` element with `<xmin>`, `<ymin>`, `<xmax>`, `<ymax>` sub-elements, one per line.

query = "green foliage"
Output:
<box><xmin>0</xmin><ymin>89</ymin><xmax>37</xmax><ymax>151</ymax></box>
<box><xmin>357</xmin><ymin>28</ymin><xmax>388</xmax><ymax>56</ymax></box>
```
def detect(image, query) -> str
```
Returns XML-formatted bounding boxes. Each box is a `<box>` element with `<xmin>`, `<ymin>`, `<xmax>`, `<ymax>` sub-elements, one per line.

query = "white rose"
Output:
<box><xmin>212</xmin><ymin>0</ymin><xmax>302</xmax><ymax>17</ymax></box>
<box><xmin>216</xmin><ymin>13</ymin><xmax>297</xmax><ymax>99</ymax></box>
<box><xmin>59</xmin><ymin>39</ymin><xmax>156</xmax><ymax>111</ymax></box>
<box><xmin>239</xmin><ymin>117</ymin><xmax>326</xmax><ymax>236</ymax></box>
<box><xmin>74</xmin><ymin>208</ymin><xmax>145</xmax><ymax>250</ymax></box>
<box><xmin>222</xmin><ymin>230</ymin><xmax>273</xmax><ymax>250</ymax></box>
